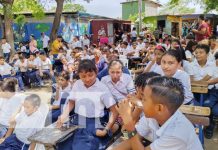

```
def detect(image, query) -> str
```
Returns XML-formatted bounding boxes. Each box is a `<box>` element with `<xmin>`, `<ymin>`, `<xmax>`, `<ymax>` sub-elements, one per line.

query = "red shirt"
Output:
<box><xmin>196</xmin><ymin>23</ymin><xmax>209</xmax><ymax>42</ymax></box>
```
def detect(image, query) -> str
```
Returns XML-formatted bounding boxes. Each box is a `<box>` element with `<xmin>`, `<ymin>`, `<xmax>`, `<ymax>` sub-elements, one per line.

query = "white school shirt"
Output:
<box><xmin>20</xmin><ymin>46</ymin><xmax>27</xmax><ymax>52</ymax></box>
<box><xmin>0</xmin><ymin>62</ymin><xmax>12</xmax><ymax>76</ymax></box>
<box><xmin>70</xmin><ymin>41</ymin><xmax>82</xmax><ymax>49</ymax></box>
<box><xmin>182</xmin><ymin>60</ymin><xmax>193</xmax><ymax>75</ymax></box>
<box><xmin>1</xmin><ymin>43</ymin><xmax>11</xmax><ymax>53</ymax></box>
<box><xmin>208</xmin><ymin>49</ymin><xmax>218</xmax><ymax>63</ymax></box>
<box><xmin>131</xmin><ymin>30</ymin><xmax>137</xmax><ymax>38</ymax></box>
<box><xmin>42</xmin><ymin>35</ymin><xmax>50</xmax><ymax>48</ymax></box>
<box><xmin>135</xmin><ymin>117</ymin><xmax>159</xmax><ymax>142</ymax></box>
<box><xmin>53</xmin><ymin>83</ymin><xmax>72</xmax><ymax>106</ymax></box>
<box><xmin>68</xmin><ymin>79</ymin><xmax>116</xmax><ymax>118</ymax></box>
<box><xmin>161</xmin><ymin>70</ymin><xmax>194</xmax><ymax>104</ymax></box>
<box><xmin>39</xmin><ymin>58</ymin><xmax>52</xmax><ymax>70</ymax></box>
<box><xmin>82</xmin><ymin>39</ymin><xmax>90</xmax><ymax>47</ymax></box>
<box><xmin>147</xmin><ymin>111</ymin><xmax>203</xmax><ymax>150</ymax></box>
<box><xmin>190</xmin><ymin>60</ymin><xmax>216</xmax><ymax>89</ymax></box>
<box><xmin>144</xmin><ymin>61</ymin><xmax>163</xmax><ymax>75</ymax></box>
<box><xmin>14</xmin><ymin>59</ymin><xmax>28</xmax><ymax>72</ymax></box>
<box><xmin>0</xmin><ymin>93</ymin><xmax>25</xmax><ymax>126</ymax></box>
<box><xmin>101</xmin><ymin>73</ymin><xmax>136</xmax><ymax>102</ymax></box>
<box><xmin>14</xmin><ymin>110</ymin><xmax>44</xmax><ymax>144</ymax></box>
<box><xmin>185</xmin><ymin>50</ymin><xmax>195</xmax><ymax>62</ymax></box>
<box><xmin>137</xmin><ymin>42</ymin><xmax>145</xmax><ymax>50</ymax></box>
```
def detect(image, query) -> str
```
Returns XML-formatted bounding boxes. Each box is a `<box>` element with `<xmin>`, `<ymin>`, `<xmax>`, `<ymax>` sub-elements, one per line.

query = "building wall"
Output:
<box><xmin>122</xmin><ymin>1</ymin><xmax>145</xmax><ymax>20</ymax></box>
<box><xmin>144</xmin><ymin>1</ymin><xmax>158</xmax><ymax>16</ymax></box>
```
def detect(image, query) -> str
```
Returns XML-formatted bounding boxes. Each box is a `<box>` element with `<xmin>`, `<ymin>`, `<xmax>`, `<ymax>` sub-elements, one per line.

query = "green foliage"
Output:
<box><xmin>14</xmin><ymin>14</ymin><xmax>26</xmax><ymax>26</ymax></box>
<box><xmin>159</xmin><ymin>0</ymin><xmax>195</xmax><ymax>15</ymax></box>
<box><xmin>63</xmin><ymin>3</ymin><xmax>86</xmax><ymax>12</ymax></box>
<box><xmin>169</xmin><ymin>0</ymin><xmax>218</xmax><ymax>12</ymax></box>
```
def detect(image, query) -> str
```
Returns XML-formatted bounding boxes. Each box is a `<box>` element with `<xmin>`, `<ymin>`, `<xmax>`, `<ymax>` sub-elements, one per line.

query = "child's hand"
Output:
<box><xmin>0</xmin><ymin>138</ymin><xmax>5</xmax><ymax>144</ymax></box>
<box><xmin>96</xmin><ymin>129</ymin><xmax>107</xmax><ymax>137</ymax></box>
<box><xmin>39</xmin><ymin>72</ymin><xmax>43</xmax><ymax>77</ymax></box>
<box><xmin>116</xmin><ymin>100</ymin><xmax>134</xmax><ymax>126</ymax></box>
<box><xmin>56</xmin><ymin>115</ymin><xmax>65</xmax><ymax>128</ymax></box>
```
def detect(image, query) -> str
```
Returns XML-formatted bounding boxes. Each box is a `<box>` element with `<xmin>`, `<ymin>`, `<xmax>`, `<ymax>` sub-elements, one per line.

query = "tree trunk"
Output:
<box><xmin>3</xmin><ymin>1</ymin><xmax>15</xmax><ymax>54</ymax></box>
<box><xmin>50</xmin><ymin>0</ymin><xmax>64</xmax><ymax>43</ymax></box>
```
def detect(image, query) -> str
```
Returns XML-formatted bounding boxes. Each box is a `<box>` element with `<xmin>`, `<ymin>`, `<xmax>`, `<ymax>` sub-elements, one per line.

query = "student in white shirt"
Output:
<box><xmin>161</xmin><ymin>50</ymin><xmax>194</xmax><ymax>105</ymax></box>
<box><xmin>48</xmin><ymin>71</ymin><xmax>72</xmax><ymax>123</ymax></box>
<box><xmin>37</xmin><ymin>51</ymin><xmax>55</xmax><ymax>84</ymax></box>
<box><xmin>131</xmin><ymin>27</ymin><xmax>137</xmax><ymax>42</ymax></box>
<box><xmin>0</xmin><ymin>56</ymin><xmax>25</xmax><ymax>91</ymax></box>
<box><xmin>101</xmin><ymin>60</ymin><xmax>136</xmax><ymax>103</ymax></box>
<box><xmin>114</xmin><ymin>77</ymin><xmax>203</xmax><ymax>150</ymax></box>
<box><xmin>208</xmin><ymin>35</ymin><xmax>218</xmax><ymax>63</ymax></box>
<box><xmin>70</xmin><ymin>36</ymin><xmax>82</xmax><ymax>49</ymax></box>
<box><xmin>41</xmin><ymin>32</ymin><xmax>50</xmax><ymax>55</ymax></box>
<box><xmin>185</xmin><ymin>40</ymin><xmax>197</xmax><ymax>62</ymax></box>
<box><xmin>82</xmin><ymin>34</ymin><xmax>90</xmax><ymax>48</ymax></box>
<box><xmin>1</xmin><ymin>38</ymin><xmax>11</xmax><ymax>63</ymax></box>
<box><xmin>56</xmin><ymin>59</ymin><xmax>118</xmax><ymax>150</ymax></box>
<box><xmin>0</xmin><ymin>94</ymin><xmax>44</xmax><ymax>150</ymax></box>
<box><xmin>0</xmin><ymin>78</ymin><xmax>25</xmax><ymax>138</ymax></box>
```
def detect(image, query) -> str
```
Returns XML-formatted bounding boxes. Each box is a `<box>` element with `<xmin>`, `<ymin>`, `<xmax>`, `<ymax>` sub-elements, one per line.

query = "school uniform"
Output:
<box><xmin>57</xmin><ymin>79</ymin><xmax>116</xmax><ymax>150</ymax></box>
<box><xmin>0</xmin><ymin>62</ymin><xmax>25</xmax><ymax>90</ymax></box>
<box><xmin>14</xmin><ymin>59</ymin><xmax>29</xmax><ymax>86</ymax></box>
<box><xmin>162</xmin><ymin>70</ymin><xmax>194</xmax><ymax>105</ymax></box>
<box><xmin>2</xmin><ymin>42</ymin><xmax>11</xmax><ymax>62</ymax></box>
<box><xmin>136</xmin><ymin>111</ymin><xmax>203</xmax><ymax>150</ymax></box>
<box><xmin>0</xmin><ymin>94</ymin><xmax>25</xmax><ymax>138</ymax></box>
<box><xmin>0</xmin><ymin>110</ymin><xmax>44</xmax><ymax>150</ymax></box>
<box><xmin>182</xmin><ymin>60</ymin><xmax>193</xmax><ymax>75</ymax></box>
<box><xmin>50</xmin><ymin>83</ymin><xmax>72</xmax><ymax>123</ymax></box>
<box><xmin>144</xmin><ymin>61</ymin><xmax>163</xmax><ymax>75</ymax></box>
<box><xmin>190</xmin><ymin>60</ymin><xmax>216</xmax><ymax>105</ymax></box>
<box><xmin>101</xmin><ymin>73</ymin><xmax>136</xmax><ymax>102</ymax></box>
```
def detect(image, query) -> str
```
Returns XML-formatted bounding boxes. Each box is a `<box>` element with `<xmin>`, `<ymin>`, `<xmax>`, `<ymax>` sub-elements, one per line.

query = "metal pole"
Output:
<box><xmin>138</xmin><ymin>0</ymin><xmax>142</xmax><ymax>32</ymax></box>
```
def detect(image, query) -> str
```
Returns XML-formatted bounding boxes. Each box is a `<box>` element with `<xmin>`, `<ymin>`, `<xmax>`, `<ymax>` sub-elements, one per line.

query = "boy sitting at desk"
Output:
<box><xmin>114</xmin><ymin>77</ymin><xmax>203</xmax><ymax>150</ymax></box>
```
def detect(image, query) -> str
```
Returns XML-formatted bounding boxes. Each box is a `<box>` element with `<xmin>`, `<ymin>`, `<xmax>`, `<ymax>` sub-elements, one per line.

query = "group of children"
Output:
<box><xmin>0</xmin><ymin>28</ymin><xmax>217</xmax><ymax>149</ymax></box>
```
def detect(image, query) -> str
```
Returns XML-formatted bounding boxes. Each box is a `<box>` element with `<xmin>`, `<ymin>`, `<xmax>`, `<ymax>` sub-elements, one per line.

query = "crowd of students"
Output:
<box><xmin>0</xmin><ymin>16</ymin><xmax>218</xmax><ymax>149</ymax></box>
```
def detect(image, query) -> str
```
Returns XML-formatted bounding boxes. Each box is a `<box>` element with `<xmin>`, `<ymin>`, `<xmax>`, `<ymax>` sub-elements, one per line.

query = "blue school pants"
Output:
<box><xmin>57</xmin><ymin>114</ymin><xmax>112</xmax><ymax>150</ymax></box>
<box><xmin>3</xmin><ymin>53</ymin><xmax>10</xmax><ymax>63</ymax></box>
<box><xmin>0</xmin><ymin>134</ymin><xmax>29</xmax><ymax>150</ymax></box>
<box><xmin>204</xmin><ymin>88</ymin><xmax>218</xmax><ymax>116</ymax></box>
<box><xmin>36</xmin><ymin>69</ymin><xmax>56</xmax><ymax>84</ymax></box>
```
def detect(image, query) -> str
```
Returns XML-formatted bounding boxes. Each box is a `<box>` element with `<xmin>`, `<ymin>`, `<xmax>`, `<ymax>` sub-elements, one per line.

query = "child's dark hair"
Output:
<box><xmin>185</xmin><ymin>40</ymin><xmax>197</xmax><ymax>53</ymax></box>
<box><xmin>135</xmin><ymin>72</ymin><xmax>160</xmax><ymax>89</ymax></box>
<box><xmin>147</xmin><ymin>76</ymin><xmax>184</xmax><ymax>114</ymax></box>
<box><xmin>162</xmin><ymin>49</ymin><xmax>182</xmax><ymax>63</ymax></box>
<box><xmin>214</xmin><ymin>52</ymin><xmax>218</xmax><ymax>60</ymax></box>
<box><xmin>25</xmin><ymin>94</ymin><xmax>41</xmax><ymax>107</ymax></box>
<box><xmin>108</xmin><ymin>59</ymin><xmax>124</xmax><ymax>70</ymax></box>
<box><xmin>195</xmin><ymin>44</ymin><xmax>210</xmax><ymax>54</ymax></box>
<box><xmin>59</xmin><ymin>71</ymin><xmax>70</xmax><ymax>81</ymax></box>
<box><xmin>39</xmin><ymin>51</ymin><xmax>46</xmax><ymax>56</ymax></box>
<box><xmin>78</xmin><ymin>59</ymin><xmax>97</xmax><ymax>74</ymax></box>
<box><xmin>0</xmin><ymin>78</ymin><xmax>17</xmax><ymax>92</ymax></box>
<box><xmin>0</xmin><ymin>56</ymin><xmax>4</xmax><ymax>60</ymax></box>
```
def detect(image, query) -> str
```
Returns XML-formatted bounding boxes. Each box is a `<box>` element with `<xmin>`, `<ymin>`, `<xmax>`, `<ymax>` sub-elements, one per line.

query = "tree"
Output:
<box><xmin>49</xmin><ymin>0</ymin><xmax>91</xmax><ymax>43</ymax></box>
<box><xmin>159</xmin><ymin>1</ymin><xmax>195</xmax><ymax>15</ymax></box>
<box><xmin>169</xmin><ymin>0</ymin><xmax>218</xmax><ymax>12</ymax></box>
<box><xmin>0</xmin><ymin>0</ymin><xmax>44</xmax><ymax>53</ymax></box>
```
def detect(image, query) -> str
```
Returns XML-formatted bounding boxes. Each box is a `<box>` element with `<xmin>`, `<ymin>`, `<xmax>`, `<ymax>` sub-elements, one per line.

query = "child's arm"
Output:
<box><xmin>207</xmin><ymin>77</ymin><xmax>218</xmax><ymax>85</ymax></box>
<box><xmin>29</xmin><ymin>142</ymin><xmax>36</xmax><ymax>150</ymax></box>
<box><xmin>130</xmin><ymin>134</ymin><xmax>151</xmax><ymax>150</ymax></box>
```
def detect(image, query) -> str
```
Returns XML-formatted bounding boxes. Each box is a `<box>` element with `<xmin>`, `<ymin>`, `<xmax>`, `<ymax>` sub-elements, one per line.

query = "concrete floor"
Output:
<box><xmin>205</xmin><ymin>126</ymin><xmax>218</xmax><ymax>150</ymax></box>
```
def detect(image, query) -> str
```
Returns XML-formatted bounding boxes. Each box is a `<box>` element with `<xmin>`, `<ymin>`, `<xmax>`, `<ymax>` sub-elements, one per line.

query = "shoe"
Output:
<box><xmin>204</xmin><ymin>125</ymin><xmax>214</xmax><ymax>139</ymax></box>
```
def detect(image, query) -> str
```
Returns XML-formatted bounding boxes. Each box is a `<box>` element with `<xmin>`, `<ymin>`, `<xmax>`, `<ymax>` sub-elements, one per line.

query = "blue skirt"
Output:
<box><xmin>57</xmin><ymin>114</ymin><xmax>112</xmax><ymax>150</ymax></box>
<box><xmin>0</xmin><ymin>134</ymin><xmax>29</xmax><ymax>150</ymax></box>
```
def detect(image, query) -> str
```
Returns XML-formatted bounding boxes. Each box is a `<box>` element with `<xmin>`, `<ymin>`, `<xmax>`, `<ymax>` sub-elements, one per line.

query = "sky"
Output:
<box><xmin>74</xmin><ymin>0</ymin><xmax>202</xmax><ymax>18</ymax></box>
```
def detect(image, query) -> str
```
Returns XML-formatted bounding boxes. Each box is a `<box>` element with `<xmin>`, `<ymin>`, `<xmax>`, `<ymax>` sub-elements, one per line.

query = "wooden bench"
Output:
<box><xmin>28</xmin><ymin>123</ymin><xmax>79</xmax><ymax>149</ymax></box>
<box><xmin>191</xmin><ymin>81</ymin><xmax>208</xmax><ymax>106</ymax></box>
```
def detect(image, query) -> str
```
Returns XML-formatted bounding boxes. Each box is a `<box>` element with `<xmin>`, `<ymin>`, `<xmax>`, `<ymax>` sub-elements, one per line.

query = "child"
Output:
<box><xmin>56</xmin><ymin>59</ymin><xmax>118</xmax><ymax>150</ymax></box>
<box><xmin>114</xmin><ymin>77</ymin><xmax>203</xmax><ymax>150</ymax></box>
<box><xmin>185</xmin><ymin>40</ymin><xmax>197</xmax><ymax>62</ymax></box>
<box><xmin>37</xmin><ymin>51</ymin><xmax>55</xmax><ymax>84</ymax></box>
<box><xmin>0</xmin><ymin>78</ymin><xmax>25</xmax><ymax>138</ymax></box>
<box><xmin>161</xmin><ymin>50</ymin><xmax>194</xmax><ymax>105</ymax></box>
<box><xmin>49</xmin><ymin>71</ymin><xmax>72</xmax><ymax>123</ymax></box>
<box><xmin>0</xmin><ymin>94</ymin><xmax>43</xmax><ymax>150</ymax></box>
<box><xmin>208</xmin><ymin>35</ymin><xmax>218</xmax><ymax>62</ymax></box>
<box><xmin>1</xmin><ymin>38</ymin><xmax>11</xmax><ymax>63</ymax></box>
<box><xmin>0</xmin><ymin>56</ymin><xmax>25</xmax><ymax>91</ymax></box>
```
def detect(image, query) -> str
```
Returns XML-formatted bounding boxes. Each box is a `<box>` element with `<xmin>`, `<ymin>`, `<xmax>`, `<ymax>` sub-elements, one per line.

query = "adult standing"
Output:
<box><xmin>29</xmin><ymin>34</ymin><xmax>38</xmax><ymax>54</ymax></box>
<box><xmin>41</xmin><ymin>32</ymin><xmax>50</xmax><ymax>55</ymax></box>
<box><xmin>192</xmin><ymin>15</ymin><xmax>209</xmax><ymax>42</ymax></box>
<box><xmin>1</xmin><ymin>38</ymin><xmax>11</xmax><ymax>63</ymax></box>
<box><xmin>51</xmin><ymin>36</ymin><xmax>63</xmax><ymax>58</ymax></box>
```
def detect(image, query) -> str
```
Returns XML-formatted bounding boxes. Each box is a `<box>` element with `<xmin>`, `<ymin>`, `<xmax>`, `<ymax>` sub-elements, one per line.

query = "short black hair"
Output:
<box><xmin>214</xmin><ymin>52</ymin><xmax>218</xmax><ymax>60</ymax></box>
<box><xmin>57</xmin><ymin>35</ymin><xmax>62</xmax><ymax>39</ymax></box>
<box><xmin>78</xmin><ymin>59</ymin><xmax>97</xmax><ymax>74</ymax></box>
<box><xmin>59</xmin><ymin>71</ymin><xmax>70</xmax><ymax>81</ymax></box>
<box><xmin>195</xmin><ymin>44</ymin><xmax>210</xmax><ymax>54</ymax></box>
<box><xmin>25</xmin><ymin>94</ymin><xmax>41</xmax><ymax>107</ymax></box>
<box><xmin>162</xmin><ymin>49</ymin><xmax>183</xmax><ymax>63</ymax></box>
<box><xmin>209</xmin><ymin>35</ymin><xmax>217</xmax><ymax>40</ymax></box>
<box><xmin>199</xmin><ymin>15</ymin><xmax>205</xmax><ymax>20</ymax></box>
<box><xmin>39</xmin><ymin>51</ymin><xmax>46</xmax><ymax>56</ymax></box>
<box><xmin>108</xmin><ymin>59</ymin><xmax>124</xmax><ymax>70</ymax></box>
<box><xmin>135</xmin><ymin>72</ymin><xmax>160</xmax><ymax>89</ymax></box>
<box><xmin>147</xmin><ymin>76</ymin><xmax>184</xmax><ymax>114</ymax></box>
<box><xmin>1</xmin><ymin>78</ymin><xmax>17</xmax><ymax>92</ymax></box>
<box><xmin>185</xmin><ymin>40</ymin><xmax>197</xmax><ymax>53</ymax></box>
